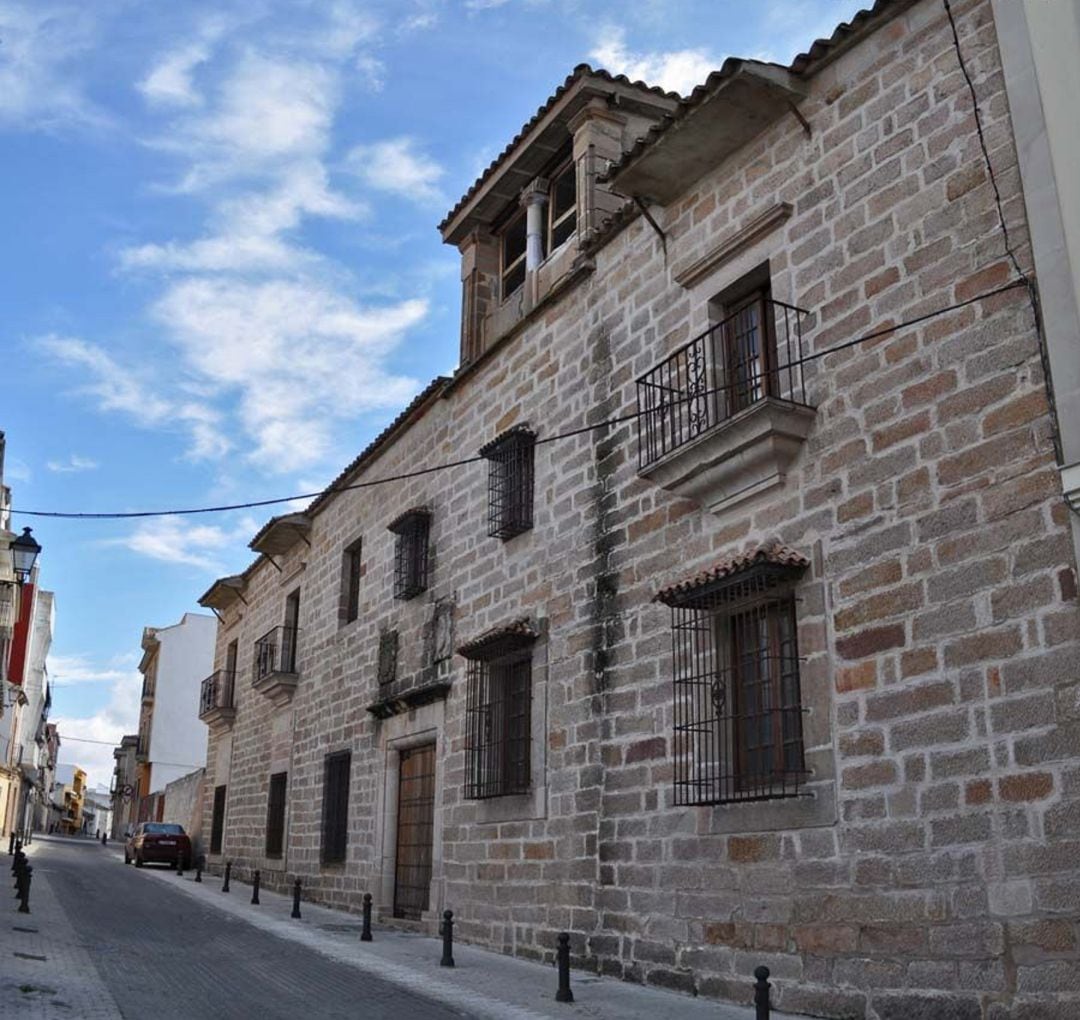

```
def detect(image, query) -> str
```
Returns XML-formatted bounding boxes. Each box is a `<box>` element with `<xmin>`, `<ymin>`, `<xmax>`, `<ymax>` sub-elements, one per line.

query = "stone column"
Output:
<box><xmin>522</xmin><ymin>178</ymin><xmax>549</xmax><ymax>272</ymax></box>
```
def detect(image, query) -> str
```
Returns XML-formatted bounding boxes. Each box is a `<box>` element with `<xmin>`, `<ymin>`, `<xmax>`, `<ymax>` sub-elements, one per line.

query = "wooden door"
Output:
<box><xmin>393</xmin><ymin>744</ymin><xmax>436</xmax><ymax>920</ymax></box>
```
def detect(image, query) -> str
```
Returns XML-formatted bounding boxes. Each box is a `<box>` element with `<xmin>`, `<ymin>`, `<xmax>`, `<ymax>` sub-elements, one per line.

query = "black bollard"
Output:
<box><xmin>555</xmin><ymin>932</ymin><xmax>574</xmax><ymax>1003</ymax></box>
<box><xmin>251</xmin><ymin>869</ymin><xmax>260</xmax><ymax>905</ymax></box>
<box><xmin>195</xmin><ymin>855</ymin><xmax>204</xmax><ymax>883</ymax></box>
<box><xmin>754</xmin><ymin>965</ymin><xmax>771</xmax><ymax>1020</ymax></box>
<box><xmin>291</xmin><ymin>878</ymin><xmax>302</xmax><ymax>919</ymax></box>
<box><xmin>222</xmin><ymin>860</ymin><xmax>231</xmax><ymax>893</ymax></box>
<box><xmin>18</xmin><ymin>863</ymin><xmax>31</xmax><ymax>914</ymax></box>
<box><xmin>176</xmin><ymin>846</ymin><xmax>184</xmax><ymax>877</ymax></box>
<box><xmin>361</xmin><ymin>892</ymin><xmax>373</xmax><ymax>942</ymax></box>
<box><xmin>11</xmin><ymin>840</ymin><xmax>22</xmax><ymax>871</ymax></box>
<box><xmin>8</xmin><ymin>831</ymin><xmax>14</xmax><ymax>855</ymax></box>
<box><xmin>102</xmin><ymin>832</ymin><xmax>107</xmax><ymax>845</ymax></box>
<box><xmin>440</xmin><ymin>909</ymin><xmax>455</xmax><ymax>967</ymax></box>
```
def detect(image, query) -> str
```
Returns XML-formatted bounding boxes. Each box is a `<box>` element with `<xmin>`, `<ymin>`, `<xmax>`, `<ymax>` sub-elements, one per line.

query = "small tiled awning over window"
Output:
<box><xmin>457</xmin><ymin>618</ymin><xmax>538</xmax><ymax>661</ymax></box>
<box><xmin>653</xmin><ymin>543</ymin><xmax>810</xmax><ymax>610</ymax></box>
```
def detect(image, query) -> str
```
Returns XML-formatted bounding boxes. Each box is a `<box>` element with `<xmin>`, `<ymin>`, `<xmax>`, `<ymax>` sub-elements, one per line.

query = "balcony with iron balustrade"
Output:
<box><xmin>198</xmin><ymin>669</ymin><xmax>237</xmax><ymax>731</ymax></box>
<box><xmin>252</xmin><ymin>626</ymin><xmax>300</xmax><ymax>707</ymax></box>
<box><xmin>636</xmin><ymin>298</ymin><xmax>815</xmax><ymax>514</ymax></box>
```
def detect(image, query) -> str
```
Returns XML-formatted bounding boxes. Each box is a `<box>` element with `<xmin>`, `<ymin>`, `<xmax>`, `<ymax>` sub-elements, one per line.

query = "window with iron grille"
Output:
<box><xmin>321</xmin><ymin>751</ymin><xmax>351</xmax><ymax>865</ymax></box>
<box><xmin>342</xmin><ymin>537</ymin><xmax>363</xmax><ymax>624</ymax></box>
<box><xmin>459</xmin><ymin>622</ymin><xmax>537</xmax><ymax>800</ymax></box>
<box><xmin>479</xmin><ymin>426</ymin><xmax>536</xmax><ymax>540</ymax></box>
<box><xmin>265</xmin><ymin>772</ymin><xmax>287</xmax><ymax>858</ymax></box>
<box><xmin>210</xmin><ymin>785</ymin><xmax>227</xmax><ymax>854</ymax></box>
<box><xmin>388</xmin><ymin>508</ymin><xmax>431</xmax><ymax>600</ymax></box>
<box><xmin>377</xmin><ymin>629</ymin><xmax>399</xmax><ymax>685</ymax></box>
<box><xmin>660</xmin><ymin>556</ymin><xmax>808</xmax><ymax>806</ymax></box>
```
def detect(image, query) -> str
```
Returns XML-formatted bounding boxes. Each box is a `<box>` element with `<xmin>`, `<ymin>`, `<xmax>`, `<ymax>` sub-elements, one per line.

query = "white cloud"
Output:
<box><xmin>589</xmin><ymin>27</ymin><xmax>719</xmax><ymax>95</ymax></box>
<box><xmin>137</xmin><ymin>17</ymin><xmax>228</xmax><ymax>108</ymax></box>
<box><xmin>399</xmin><ymin>12</ymin><xmax>438</xmax><ymax>33</ymax></box>
<box><xmin>465</xmin><ymin>0</ymin><xmax>511</xmax><ymax>10</ymax></box>
<box><xmin>153</xmin><ymin>278</ymin><xmax>425</xmax><ymax>472</ymax></box>
<box><xmin>38</xmin><ymin>334</ymin><xmax>229</xmax><ymax>461</ymax></box>
<box><xmin>355</xmin><ymin>53</ymin><xmax>386</xmax><ymax>92</ymax></box>
<box><xmin>49</xmin><ymin>652</ymin><xmax>135</xmax><ymax>686</ymax></box>
<box><xmin>0</xmin><ymin>1</ymin><xmax>110</xmax><ymax>130</ymax></box>
<box><xmin>108</xmin><ymin>514</ymin><xmax>257</xmax><ymax>570</ymax></box>
<box><xmin>46</xmin><ymin>454</ymin><xmax>98</xmax><ymax>473</ymax></box>
<box><xmin>344</xmin><ymin>137</ymin><xmax>446</xmax><ymax>206</ymax></box>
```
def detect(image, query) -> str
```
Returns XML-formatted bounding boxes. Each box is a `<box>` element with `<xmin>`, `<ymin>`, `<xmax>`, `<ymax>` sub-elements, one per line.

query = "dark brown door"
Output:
<box><xmin>393</xmin><ymin>744</ymin><xmax>436</xmax><ymax>920</ymax></box>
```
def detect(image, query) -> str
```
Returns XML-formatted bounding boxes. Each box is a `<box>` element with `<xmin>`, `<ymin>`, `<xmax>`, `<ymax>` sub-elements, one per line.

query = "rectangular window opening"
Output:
<box><xmin>465</xmin><ymin>653</ymin><xmax>532</xmax><ymax>799</ymax></box>
<box><xmin>548</xmin><ymin>159</ymin><xmax>576</xmax><ymax>252</ymax></box>
<box><xmin>210</xmin><ymin>785</ymin><xmax>227</xmax><ymax>854</ymax></box>
<box><xmin>321</xmin><ymin>751</ymin><xmax>351</xmax><ymax>865</ymax></box>
<box><xmin>342</xmin><ymin>538</ymin><xmax>363</xmax><ymax>624</ymax></box>
<box><xmin>481</xmin><ymin>428</ymin><xmax>536</xmax><ymax>540</ymax></box>
<box><xmin>500</xmin><ymin>210</ymin><xmax>526</xmax><ymax>301</ymax></box>
<box><xmin>265</xmin><ymin>772</ymin><xmax>287</xmax><ymax>858</ymax></box>
<box><xmin>389</xmin><ymin>509</ymin><xmax>431</xmax><ymax>600</ymax></box>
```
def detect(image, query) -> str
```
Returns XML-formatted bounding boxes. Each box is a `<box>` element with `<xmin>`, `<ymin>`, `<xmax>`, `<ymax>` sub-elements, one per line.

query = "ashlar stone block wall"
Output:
<box><xmin>201</xmin><ymin>1</ymin><xmax>1080</xmax><ymax>1016</ymax></box>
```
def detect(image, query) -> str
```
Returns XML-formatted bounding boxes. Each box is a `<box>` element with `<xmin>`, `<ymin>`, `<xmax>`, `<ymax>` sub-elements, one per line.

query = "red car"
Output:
<box><xmin>124</xmin><ymin>822</ymin><xmax>193</xmax><ymax>869</ymax></box>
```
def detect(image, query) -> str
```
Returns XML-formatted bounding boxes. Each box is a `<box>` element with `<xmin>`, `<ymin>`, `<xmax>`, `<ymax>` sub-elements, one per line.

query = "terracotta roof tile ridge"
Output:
<box><xmin>457</xmin><ymin>617</ymin><xmax>538</xmax><ymax>658</ymax></box>
<box><xmin>653</xmin><ymin>542</ymin><xmax>810</xmax><ymax>605</ymax></box>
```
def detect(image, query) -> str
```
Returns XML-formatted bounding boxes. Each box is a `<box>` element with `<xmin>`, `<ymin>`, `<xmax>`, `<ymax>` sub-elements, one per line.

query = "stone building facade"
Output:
<box><xmin>197</xmin><ymin>1</ymin><xmax>1080</xmax><ymax>1016</ymax></box>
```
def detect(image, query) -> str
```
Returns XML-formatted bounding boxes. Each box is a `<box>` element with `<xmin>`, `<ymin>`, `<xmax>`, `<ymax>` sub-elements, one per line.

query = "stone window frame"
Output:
<box><xmin>479</xmin><ymin>425</ymin><xmax>537</xmax><ymax>541</ymax></box>
<box><xmin>388</xmin><ymin>507</ymin><xmax>432</xmax><ymax>601</ymax></box>
<box><xmin>339</xmin><ymin>533</ymin><xmax>364</xmax><ymax>626</ymax></box>
<box><xmin>264</xmin><ymin>771</ymin><xmax>287</xmax><ymax>859</ymax></box>
<box><xmin>320</xmin><ymin>749</ymin><xmax>351</xmax><ymax>867</ymax></box>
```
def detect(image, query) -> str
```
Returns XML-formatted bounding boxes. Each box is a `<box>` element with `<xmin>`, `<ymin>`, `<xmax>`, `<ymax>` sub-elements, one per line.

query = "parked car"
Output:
<box><xmin>124</xmin><ymin>822</ymin><xmax>192</xmax><ymax>869</ymax></box>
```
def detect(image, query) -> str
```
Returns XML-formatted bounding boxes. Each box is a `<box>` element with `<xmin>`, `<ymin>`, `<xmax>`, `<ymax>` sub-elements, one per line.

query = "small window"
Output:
<box><xmin>659</xmin><ymin>548</ymin><xmax>809</xmax><ymax>806</ymax></box>
<box><xmin>547</xmin><ymin>160</ymin><xmax>576</xmax><ymax>251</ymax></box>
<box><xmin>265</xmin><ymin>772</ymin><xmax>287</xmax><ymax>858</ymax></box>
<box><xmin>377</xmin><ymin>629</ymin><xmax>399</xmax><ymax>685</ymax></box>
<box><xmin>500</xmin><ymin>210</ymin><xmax>526</xmax><ymax>300</ymax></box>
<box><xmin>321</xmin><ymin>751</ymin><xmax>351</xmax><ymax>865</ymax></box>
<box><xmin>388</xmin><ymin>508</ymin><xmax>431</xmax><ymax>600</ymax></box>
<box><xmin>479</xmin><ymin>426</ymin><xmax>536</xmax><ymax>540</ymax></box>
<box><xmin>342</xmin><ymin>538</ymin><xmax>363</xmax><ymax>624</ymax></box>
<box><xmin>210</xmin><ymin>785</ymin><xmax>227</xmax><ymax>854</ymax></box>
<box><xmin>459</xmin><ymin>621</ymin><xmax>537</xmax><ymax>800</ymax></box>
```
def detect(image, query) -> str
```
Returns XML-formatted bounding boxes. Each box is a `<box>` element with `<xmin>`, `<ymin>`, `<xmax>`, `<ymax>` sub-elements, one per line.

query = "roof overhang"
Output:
<box><xmin>249</xmin><ymin>513</ymin><xmax>311</xmax><ymax>557</ymax></box>
<box><xmin>608</xmin><ymin>61</ymin><xmax>807</xmax><ymax>207</ymax></box>
<box><xmin>198</xmin><ymin>574</ymin><xmax>247</xmax><ymax>612</ymax></box>
<box><xmin>440</xmin><ymin>72</ymin><xmax>678</xmax><ymax>247</ymax></box>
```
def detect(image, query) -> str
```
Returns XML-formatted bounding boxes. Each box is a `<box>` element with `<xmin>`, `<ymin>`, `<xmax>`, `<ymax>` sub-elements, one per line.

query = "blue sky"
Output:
<box><xmin>1</xmin><ymin>0</ymin><xmax>865</xmax><ymax>788</ymax></box>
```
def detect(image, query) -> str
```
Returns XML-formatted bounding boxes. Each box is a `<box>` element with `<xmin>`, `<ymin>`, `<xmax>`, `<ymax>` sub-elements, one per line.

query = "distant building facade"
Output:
<box><xmin>197</xmin><ymin>2</ymin><xmax>1080</xmax><ymax>1016</ymax></box>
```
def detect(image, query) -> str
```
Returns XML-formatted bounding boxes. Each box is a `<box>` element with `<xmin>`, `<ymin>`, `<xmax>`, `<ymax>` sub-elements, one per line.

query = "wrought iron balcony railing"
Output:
<box><xmin>200</xmin><ymin>670</ymin><xmax>236</xmax><ymax>715</ymax></box>
<box><xmin>636</xmin><ymin>298</ymin><xmax>809</xmax><ymax>470</ymax></box>
<box><xmin>253</xmin><ymin>626</ymin><xmax>299</xmax><ymax>684</ymax></box>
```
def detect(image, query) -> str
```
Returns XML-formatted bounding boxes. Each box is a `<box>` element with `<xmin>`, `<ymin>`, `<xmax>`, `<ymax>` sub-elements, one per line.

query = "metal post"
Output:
<box><xmin>555</xmin><ymin>932</ymin><xmax>573</xmax><ymax>1003</ymax></box>
<box><xmin>195</xmin><ymin>855</ymin><xmax>204</xmax><ymax>883</ymax></box>
<box><xmin>12</xmin><ymin>850</ymin><xmax>25</xmax><ymax>882</ymax></box>
<box><xmin>440</xmin><ymin>910</ymin><xmax>454</xmax><ymax>967</ymax></box>
<box><xmin>176</xmin><ymin>846</ymin><xmax>184</xmax><ymax>877</ymax></box>
<box><xmin>251</xmin><ymin>869</ymin><xmax>260</xmax><ymax>905</ymax></box>
<box><xmin>361</xmin><ymin>893</ymin><xmax>373</xmax><ymax>942</ymax></box>
<box><xmin>291</xmin><ymin>878</ymin><xmax>302</xmax><ymax>919</ymax></box>
<box><xmin>8</xmin><ymin>831</ymin><xmax>14</xmax><ymax>855</ymax></box>
<box><xmin>18</xmin><ymin>863</ymin><xmax>31</xmax><ymax>914</ymax></box>
<box><xmin>754</xmin><ymin>965</ymin><xmax>771</xmax><ymax>1020</ymax></box>
<box><xmin>11</xmin><ymin>839</ymin><xmax>22</xmax><ymax>869</ymax></box>
<box><xmin>222</xmin><ymin>860</ymin><xmax>231</xmax><ymax>893</ymax></box>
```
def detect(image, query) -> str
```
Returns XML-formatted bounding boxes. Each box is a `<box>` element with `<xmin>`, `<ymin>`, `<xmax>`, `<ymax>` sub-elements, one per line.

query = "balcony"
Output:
<box><xmin>636</xmin><ymin>298</ymin><xmax>815</xmax><ymax>514</ymax></box>
<box><xmin>252</xmin><ymin>626</ymin><xmax>300</xmax><ymax>706</ymax></box>
<box><xmin>199</xmin><ymin>670</ymin><xmax>237</xmax><ymax>731</ymax></box>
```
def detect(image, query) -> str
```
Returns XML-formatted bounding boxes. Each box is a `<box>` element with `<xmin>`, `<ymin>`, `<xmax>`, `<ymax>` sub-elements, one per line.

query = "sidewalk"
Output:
<box><xmin>2</xmin><ymin>839</ymin><xmax>122</xmax><ymax>1019</ymax></box>
<box><xmin>101</xmin><ymin>841</ymin><xmax>791</xmax><ymax>1020</ymax></box>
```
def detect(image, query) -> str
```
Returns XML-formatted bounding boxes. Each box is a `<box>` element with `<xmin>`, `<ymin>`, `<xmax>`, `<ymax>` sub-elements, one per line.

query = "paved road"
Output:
<box><xmin>26</xmin><ymin>836</ymin><xmax>464</xmax><ymax>1020</ymax></box>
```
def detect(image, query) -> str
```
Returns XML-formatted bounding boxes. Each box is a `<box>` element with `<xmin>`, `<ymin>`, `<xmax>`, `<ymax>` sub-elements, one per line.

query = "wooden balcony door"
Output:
<box><xmin>393</xmin><ymin>744</ymin><xmax>436</xmax><ymax>920</ymax></box>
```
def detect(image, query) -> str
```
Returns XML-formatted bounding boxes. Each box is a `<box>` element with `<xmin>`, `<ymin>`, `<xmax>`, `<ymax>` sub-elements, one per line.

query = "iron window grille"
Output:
<box><xmin>377</xmin><ymin>629</ymin><xmax>399</xmax><ymax>685</ymax></box>
<box><xmin>343</xmin><ymin>538</ymin><xmax>363</xmax><ymax>624</ymax></box>
<box><xmin>321</xmin><ymin>751</ymin><xmax>351</xmax><ymax>865</ymax></box>
<box><xmin>210</xmin><ymin>785</ymin><xmax>227</xmax><ymax>854</ymax></box>
<box><xmin>480</xmin><ymin>426</ymin><xmax>536</xmax><ymax>540</ymax></box>
<box><xmin>388</xmin><ymin>508</ymin><xmax>431</xmax><ymax>600</ymax></box>
<box><xmin>660</xmin><ymin>561</ymin><xmax>808</xmax><ymax>806</ymax></box>
<box><xmin>265</xmin><ymin>772</ymin><xmax>287</xmax><ymax>858</ymax></box>
<box><xmin>636</xmin><ymin>296</ymin><xmax>809</xmax><ymax>470</ymax></box>
<box><xmin>460</xmin><ymin>621</ymin><xmax>537</xmax><ymax>800</ymax></box>
<box><xmin>253</xmin><ymin>625</ymin><xmax>299</xmax><ymax>682</ymax></box>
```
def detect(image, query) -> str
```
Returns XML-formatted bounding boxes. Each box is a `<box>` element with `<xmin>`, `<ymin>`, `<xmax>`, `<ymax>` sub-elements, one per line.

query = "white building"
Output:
<box><xmin>136</xmin><ymin>613</ymin><xmax>216</xmax><ymax>807</ymax></box>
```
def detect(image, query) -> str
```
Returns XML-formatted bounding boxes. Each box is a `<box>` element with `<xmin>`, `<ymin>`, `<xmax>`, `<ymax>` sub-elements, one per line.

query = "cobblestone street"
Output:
<box><xmin>1</xmin><ymin>836</ymin><xmax>463</xmax><ymax>1019</ymax></box>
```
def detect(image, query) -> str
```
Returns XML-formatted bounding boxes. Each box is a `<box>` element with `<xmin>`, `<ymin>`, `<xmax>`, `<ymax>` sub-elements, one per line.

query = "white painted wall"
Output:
<box><xmin>148</xmin><ymin>613</ymin><xmax>215</xmax><ymax>792</ymax></box>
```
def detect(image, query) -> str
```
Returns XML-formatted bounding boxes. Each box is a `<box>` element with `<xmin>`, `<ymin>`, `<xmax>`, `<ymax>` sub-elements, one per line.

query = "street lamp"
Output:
<box><xmin>10</xmin><ymin>527</ymin><xmax>41</xmax><ymax>585</ymax></box>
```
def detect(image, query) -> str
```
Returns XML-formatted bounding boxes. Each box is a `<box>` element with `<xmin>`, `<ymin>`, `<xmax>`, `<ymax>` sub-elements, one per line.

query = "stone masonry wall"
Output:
<box><xmin>200</xmin><ymin>1</ymin><xmax>1080</xmax><ymax>1017</ymax></box>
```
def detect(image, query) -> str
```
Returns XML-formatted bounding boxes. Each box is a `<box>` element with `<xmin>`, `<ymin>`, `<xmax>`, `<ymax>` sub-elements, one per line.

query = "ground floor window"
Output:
<box><xmin>321</xmin><ymin>751</ymin><xmax>351</xmax><ymax>864</ymax></box>
<box><xmin>210</xmin><ymin>784</ymin><xmax>227</xmax><ymax>854</ymax></box>
<box><xmin>265</xmin><ymin>772</ymin><xmax>287</xmax><ymax>858</ymax></box>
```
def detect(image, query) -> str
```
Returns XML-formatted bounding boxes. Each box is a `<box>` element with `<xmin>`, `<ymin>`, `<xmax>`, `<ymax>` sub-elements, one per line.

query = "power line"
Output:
<box><xmin>10</xmin><ymin>278</ymin><xmax>1029</xmax><ymax>522</ymax></box>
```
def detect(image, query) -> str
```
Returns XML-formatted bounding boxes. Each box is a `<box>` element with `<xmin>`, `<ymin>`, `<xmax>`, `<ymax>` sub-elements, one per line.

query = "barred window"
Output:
<box><xmin>377</xmin><ymin>629</ymin><xmax>399</xmax><ymax>685</ymax></box>
<box><xmin>459</xmin><ymin>620</ymin><xmax>537</xmax><ymax>800</ymax></box>
<box><xmin>388</xmin><ymin>508</ymin><xmax>431</xmax><ymax>600</ymax></box>
<box><xmin>342</xmin><ymin>538</ymin><xmax>363</xmax><ymax>624</ymax></box>
<box><xmin>265</xmin><ymin>772</ymin><xmax>287</xmax><ymax>858</ymax></box>
<box><xmin>321</xmin><ymin>751</ymin><xmax>351</xmax><ymax>865</ymax></box>
<box><xmin>479</xmin><ymin>426</ymin><xmax>536</xmax><ymax>540</ymax></box>
<box><xmin>657</xmin><ymin>548</ymin><xmax>809</xmax><ymax>806</ymax></box>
